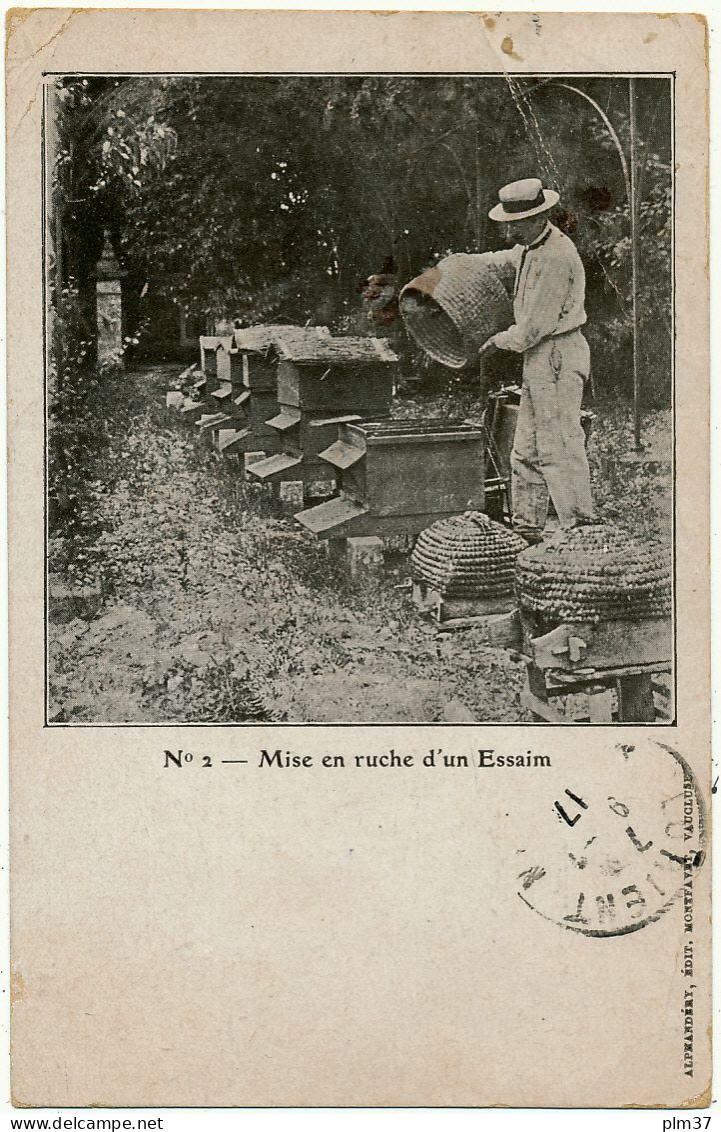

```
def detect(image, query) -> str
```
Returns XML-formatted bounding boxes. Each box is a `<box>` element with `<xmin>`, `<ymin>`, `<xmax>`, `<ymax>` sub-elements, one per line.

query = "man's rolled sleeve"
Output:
<box><xmin>492</xmin><ymin>253</ymin><xmax>573</xmax><ymax>354</ymax></box>
<box><xmin>484</xmin><ymin>247</ymin><xmax>518</xmax><ymax>270</ymax></box>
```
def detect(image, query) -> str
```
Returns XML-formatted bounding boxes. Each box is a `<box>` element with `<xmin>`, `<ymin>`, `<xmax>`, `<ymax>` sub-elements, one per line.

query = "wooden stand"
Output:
<box><xmin>412</xmin><ymin>581</ymin><xmax>515</xmax><ymax>628</ymax></box>
<box><xmin>502</xmin><ymin>610</ymin><xmax>673</xmax><ymax>724</ymax></box>
<box><xmin>520</xmin><ymin>660</ymin><xmax>670</xmax><ymax>724</ymax></box>
<box><xmin>327</xmin><ymin>535</ymin><xmax>385</xmax><ymax>580</ymax></box>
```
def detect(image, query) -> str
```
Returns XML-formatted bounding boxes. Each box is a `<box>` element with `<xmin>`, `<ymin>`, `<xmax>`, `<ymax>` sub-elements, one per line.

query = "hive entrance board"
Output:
<box><xmin>248</xmin><ymin>413</ymin><xmax>363</xmax><ymax>487</ymax></box>
<box><xmin>488</xmin><ymin>609</ymin><xmax>672</xmax><ymax>723</ymax></box>
<box><xmin>216</xmin><ymin>326</ymin><xmax>333</xmax><ymax>456</ymax></box>
<box><xmin>521</xmin><ymin>615</ymin><xmax>672</xmax><ymax>675</ymax></box>
<box><xmin>209</xmin><ymin>390</ymin><xmax>280</xmax><ymax>455</ymax></box>
<box><xmin>248</xmin><ymin>335</ymin><xmax>398</xmax><ymax>492</ymax></box>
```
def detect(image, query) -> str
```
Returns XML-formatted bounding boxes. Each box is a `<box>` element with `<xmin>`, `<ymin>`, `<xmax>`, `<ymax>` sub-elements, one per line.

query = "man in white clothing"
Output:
<box><xmin>481</xmin><ymin>177</ymin><xmax>595</xmax><ymax>544</ymax></box>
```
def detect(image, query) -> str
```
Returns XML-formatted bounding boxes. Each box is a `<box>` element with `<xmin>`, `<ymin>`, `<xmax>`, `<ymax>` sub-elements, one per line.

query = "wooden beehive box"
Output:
<box><xmin>209</xmin><ymin>325</ymin><xmax>332</xmax><ymax>457</ymax></box>
<box><xmin>195</xmin><ymin>389</ymin><xmax>252</xmax><ymax>446</ymax></box>
<box><xmin>182</xmin><ymin>337</ymin><xmax>233</xmax><ymax>428</ymax></box>
<box><xmin>235</xmin><ymin>324</ymin><xmax>330</xmax><ymax>390</ymax></box>
<box><xmin>198</xmin><ymin>365</ymin><xmax>251</xmax><ymax>446</ymax></box>
<box><xmin>274</xmin><ymin>335</ymin><xmax>396</xmax><ymax>415</ymax></box>
<box><xmin>295</xmin><ymin>418</ymin><xmax>484</xmax><ymax>539</ymax></box>
<box><xmin>198</xmin><ymin>336</ymin><xmax>234</xmax><ymax>393</ymax></box>
<box><xmin>247</xmin><ymin>336</ymin><xmax>398</xmax><ymax>489</ymax></box>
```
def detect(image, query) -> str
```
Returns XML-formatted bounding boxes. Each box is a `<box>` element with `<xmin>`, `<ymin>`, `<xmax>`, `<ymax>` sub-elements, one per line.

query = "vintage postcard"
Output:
<box><xmin>7</xmin><ymin>8</ymin><xmax>710</xmax><ymax>1108</ymax></box>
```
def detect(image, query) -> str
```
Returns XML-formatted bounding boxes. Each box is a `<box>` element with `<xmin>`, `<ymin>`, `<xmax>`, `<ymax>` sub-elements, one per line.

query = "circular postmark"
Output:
<box><xmin>515</xmin><ymin>741</ymin><xmax>706</xmax><ymax>937</ymax></box>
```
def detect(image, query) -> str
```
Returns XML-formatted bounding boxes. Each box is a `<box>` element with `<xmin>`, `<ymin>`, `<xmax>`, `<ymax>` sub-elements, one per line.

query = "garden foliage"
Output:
<box><xmin>50</xmin><ymin>75</ymin><xmax>672</xmax><ymax>394</ymax></box>
<box><xmin>47</xmin><ymin>75</ymin><xmax>672</xmax><ymax>556</ymax></box>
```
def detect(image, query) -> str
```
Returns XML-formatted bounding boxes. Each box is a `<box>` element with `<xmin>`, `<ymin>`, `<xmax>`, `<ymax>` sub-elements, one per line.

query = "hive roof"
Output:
<box><xmin>199</xmin><ymin>336</ymin><xmax>234</xmax><ymax>351</ymax></box>
<box><xmin>233</xmin><ymin>324</ymin><xmax>330</xmax><ymax>354</ymax></box>
<box><xmin>273</xmin><ymin>335</ymin><xmax>398</xmax><ymax>366</ymax></box>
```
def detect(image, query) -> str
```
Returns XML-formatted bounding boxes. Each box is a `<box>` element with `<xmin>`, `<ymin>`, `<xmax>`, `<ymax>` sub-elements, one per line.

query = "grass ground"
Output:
<box><xmin>47</xmin><ymin>366</ymin><xmax>672</xmax><ymax>724</ymax></box>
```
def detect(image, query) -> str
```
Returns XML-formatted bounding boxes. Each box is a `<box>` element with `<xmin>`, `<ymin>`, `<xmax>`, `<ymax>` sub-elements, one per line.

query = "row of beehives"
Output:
<box><xmin>165</xmin><ymin>326</ymin><xmax>674</xmax><ymax>695</ymax></box>
<box><xmin>167</xmin><ymin>324</ymin><xmax>490</xmax><ymax>544</ymax></box>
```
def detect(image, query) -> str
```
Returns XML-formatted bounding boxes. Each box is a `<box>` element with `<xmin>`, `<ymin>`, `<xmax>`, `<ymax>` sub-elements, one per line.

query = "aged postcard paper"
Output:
<box><xmin>7</xmin><ymin>8</ymin><xmax>710</xmax><ymax>1108</ymax></box>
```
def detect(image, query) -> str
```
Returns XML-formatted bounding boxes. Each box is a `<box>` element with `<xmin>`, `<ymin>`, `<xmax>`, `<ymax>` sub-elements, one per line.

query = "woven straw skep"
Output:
<box><xmin>400</xmin><ymin>253</ymin><xmax>514</xmax><ymax>369</ymax></box>
<box><xmin>515</xmin><ymin>524</ymin><xmax>672</xmax><ymax>624</ymax></box>
<box><xmin>412</xmin><ymin>512</ymin><xmax>527</xmax><ymax>598</ymax></box>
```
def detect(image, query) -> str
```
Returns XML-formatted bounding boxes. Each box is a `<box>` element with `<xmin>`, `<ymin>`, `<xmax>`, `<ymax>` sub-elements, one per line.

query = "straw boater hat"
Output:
<box><xmin>488</xmin><ymin>177</ymin><xmax>560</xmax><ymax>222</ymax></box>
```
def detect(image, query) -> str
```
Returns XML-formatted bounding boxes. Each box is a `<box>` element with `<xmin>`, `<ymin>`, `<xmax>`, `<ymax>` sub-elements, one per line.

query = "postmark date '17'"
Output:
<box><xmin>515</xmin><ymin>743</ymin><xmax>706</xmax><ymax>938</ymax></box>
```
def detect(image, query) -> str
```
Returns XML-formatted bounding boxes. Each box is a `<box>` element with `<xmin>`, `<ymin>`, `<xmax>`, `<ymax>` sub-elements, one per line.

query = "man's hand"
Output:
<box><xmin>479</xmin><ymin>337</ymin><xmax>498</xmax><ymax>360</ymax></box>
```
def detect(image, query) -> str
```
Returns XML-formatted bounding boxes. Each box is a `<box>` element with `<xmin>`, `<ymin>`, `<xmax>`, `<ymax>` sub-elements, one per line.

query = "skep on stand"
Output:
<box><xmin>498</xmin><ymin>525</ymin><xmax>673</xmax><ymax>723</ymax></box>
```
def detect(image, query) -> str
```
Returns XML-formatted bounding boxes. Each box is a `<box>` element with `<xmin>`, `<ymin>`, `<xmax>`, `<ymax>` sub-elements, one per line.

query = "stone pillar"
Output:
<box><xmin>96</xmin><ymin>231</ymin><xmax>123</xmax><ymax>368</ymax></box>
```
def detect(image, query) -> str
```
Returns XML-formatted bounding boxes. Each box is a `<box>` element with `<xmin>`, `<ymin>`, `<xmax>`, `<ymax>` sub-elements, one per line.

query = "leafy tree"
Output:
<box><xmin>51</xmin><ymin>72</ymin><xmax>672</xmax><ymax>393</ymax></box>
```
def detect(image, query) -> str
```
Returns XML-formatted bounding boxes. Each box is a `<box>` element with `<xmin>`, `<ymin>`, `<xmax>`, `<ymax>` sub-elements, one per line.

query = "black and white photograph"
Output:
<box><xmin>9</xmin><ymin>7</ymin><xmax>710</xmax><ymax>1116</ymax></box>
<box><xmin>46</xmin><ymin>70</ymin><xmax>674</xmax><ymax>725</ymax></box>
